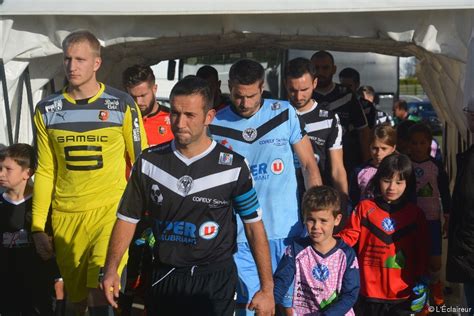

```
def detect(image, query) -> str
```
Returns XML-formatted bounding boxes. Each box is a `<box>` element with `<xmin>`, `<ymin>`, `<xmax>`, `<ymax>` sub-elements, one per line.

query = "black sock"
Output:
<box><xmin>119</xmin><ymin>293</ymin><xmax>134</xmax><ymax>316</ymax></box>
<box><xmin>55</xmin><ymin>299</ymin><xmax>65</xmax><ymax>316</ymax></box>
<box><xmin>88</xmin><ymin>305</ymin><xmax>114</xmax><ymax>316</ymax></box>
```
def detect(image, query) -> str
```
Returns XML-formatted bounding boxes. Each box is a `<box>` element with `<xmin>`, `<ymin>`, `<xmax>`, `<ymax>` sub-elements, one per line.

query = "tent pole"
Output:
<box><xmin>0</xmin><ymin>60</ymin><xmax>14</xmax><ymax>145</ymax></box>
<box><xmin>23</xmin><ymin>67</ymin><xmax>36</xmax><ymax>142</ymax></box>
<box><xmin>49</xmin><ymin>78</ymin><xmax>56</xmax><ymax>94</ymax></box>
<box><xmin>14</xmin><ymin>73</ymin><xmax>25</xmax><ymax>144</ymax></box>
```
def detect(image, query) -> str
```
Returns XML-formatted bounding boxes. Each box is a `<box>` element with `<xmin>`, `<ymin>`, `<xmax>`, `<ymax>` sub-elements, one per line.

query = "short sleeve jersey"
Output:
<box><xmin>412</xmin><ymin>158</ymin><xmax>451</xmax><ymax>220</ymax></box>
<box><xmin>117</xmin><ymin>141</ymin><xmax>262</xmax><ymax>266</ymax></box>
<box><xmin>313</xmin><ymin>84</ymin><xmax>368</xmax><ymax>172</ymax></box>
<box><xmin>274</xmin><ymin>238</ymin><xmax>359</xmax><ymax>316</ymax></box>
<box><xmin>32</xmin><ymin>83</ymin><xmax>147</xmax><ymax>232</ymax></box>
<box><xmin>313</xmin><ymin>84</ymin><xmax>367</xmax><ymax>135</ymax></box>
<box><xmin>296</xmin><ymin>101</ymin><xmax>343</xmax><ymax>184</ymax></box>
<box><xmin>0</xmin><ymin>194</ymin><xmax>33</xmax><ymax>248</ymax></box>
<box><xmin>209</xmin><ymin>100</ymin><xmax>306</xmax><ymax>242</ymax></box>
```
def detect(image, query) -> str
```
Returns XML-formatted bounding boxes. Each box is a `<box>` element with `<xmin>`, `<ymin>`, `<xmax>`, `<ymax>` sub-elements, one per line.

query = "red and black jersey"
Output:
<box><xmin>143</xmin><ymin>106</ymin><xmax>174</xmax><ymax>147</ymax></box>
<box><xmin>339</xmin><ymin>198</ymin><xmax>429</xmax><ymax>302</ymax></box>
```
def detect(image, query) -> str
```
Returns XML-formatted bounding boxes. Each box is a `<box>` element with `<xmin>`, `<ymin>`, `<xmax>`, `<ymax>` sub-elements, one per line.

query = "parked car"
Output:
<box><xmin>407</xmin><ymin>101</ymin><xmax>443</xmax><ymax>135</ymax></box>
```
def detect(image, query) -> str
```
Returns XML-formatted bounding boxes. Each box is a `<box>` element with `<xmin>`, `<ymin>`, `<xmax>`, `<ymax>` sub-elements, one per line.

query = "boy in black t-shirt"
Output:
<box><xmin>0</xmin><ymin>143</ymin><xmax>57</xmax><ymax>315</ymax></box>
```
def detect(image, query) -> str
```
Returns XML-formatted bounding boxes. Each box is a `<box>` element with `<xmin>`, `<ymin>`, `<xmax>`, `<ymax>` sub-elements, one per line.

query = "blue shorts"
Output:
<box><xmin>234</xmin><ymin>237</ymin><xmax>295</xmax><ymax>309</ymax></box>
<box><xmin>428</xmin><ymin>220</ymin><xmax>442</xmax><ymax>256</ymax></box>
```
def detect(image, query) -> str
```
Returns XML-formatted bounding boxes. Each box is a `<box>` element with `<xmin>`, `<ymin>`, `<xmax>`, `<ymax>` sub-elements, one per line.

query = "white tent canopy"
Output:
<box><xmin>1</xmin><ymin>2</ymin><xmax>473</xmax><ymax>174</ymax></box>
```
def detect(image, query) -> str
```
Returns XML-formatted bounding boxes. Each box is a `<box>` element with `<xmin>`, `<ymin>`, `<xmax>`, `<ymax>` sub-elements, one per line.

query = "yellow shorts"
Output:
<box><xmin>52</xmin><ymin>202</ymin><xmax>128</xmax><ymax>303</ymax></box>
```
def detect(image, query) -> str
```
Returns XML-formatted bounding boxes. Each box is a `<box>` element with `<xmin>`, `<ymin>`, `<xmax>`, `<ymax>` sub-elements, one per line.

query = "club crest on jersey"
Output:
<box><xmin>45</xmin><ymin>99</ymin><xmax>63</xmax><ymax>113</ymax></box>
<box><xmin>242</xmin><ymin>128</ymin><xmax>258</xmax><ymax>142</ymax></box>
<box><xmin>271</xmin><ymin>159</ymin><xmax>284</xmax><ymax>175</ymax></box>
<box><xmin>219</xmin><ymin>152</ymin><xmax>233</xmax><ymax>166</ymax></box>
<box><xmin>414</xmin><ymin>167</ymin><xmax>424</xmax><ymax>178</ymax></box>
<box><xmin>382</xmin><ymin>217</ymin><xmax>396</xmax><ymax>232</ymax></box>
<box><xmin>105</xmin><ymin>99</ymin><xmax>119</xmax><ymax>110</ymax></box>
<box><xmin>99</xmin><ymin>110</ymin><xmax>109</xmax><ymax>121</ymax></box>
<box><xmin>271</xmin><ymin>102</ymin><xmax>281</xmax><ymax>110</ymax></box>
<box><xmin>199</xmin><ymin>221</ymin><xmax>219</xmax><ymax>240</ymax></box>
<box><xmin>158</xmin><ymin>126</ymin><xmax>167</xmax><ymax>135</ymax></box>
<box><xmin>319</xmin><ymin>110</ymin><xmax>329</xmax><ymax>117</ymax></box>
<box><xmin>177</xmin><ymin>175</ymin><xmax>194</xmax><ymax>195</ymax></box>
<box><xmin>150</xmin><ymin>184</ymin><xmax>163</xmax><ymax>205</ymax></box>
<box><xmin>312</xmin><ymin>264</ymin><xmax>330</xmax><ymax>282</ymax></box>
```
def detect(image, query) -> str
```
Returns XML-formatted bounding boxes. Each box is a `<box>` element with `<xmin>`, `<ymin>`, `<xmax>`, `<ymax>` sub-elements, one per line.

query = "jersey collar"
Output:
<box><xmin>375</xmin><ymin>197</ymin><xmax>406</xmax><ymax>213</ymax></box>
<box><xmin>296</xmin><ymin>100</ymin><xmax>318</xmax><ymax>115</ymax></box>
<box><xmin>172</xmin><ymin>140</ymin><xmax>217</xmax><ymax>166</ymax></box>
<box><xmin>2</xmin><ymin>192</ymin><xmax>33</xmax><ymax>205</ymax></box>
<box><xmin>314</xmin><ymin>82</ymin><xmax>336</xmax><ymax>96</ymax></box>
<box><xmin>62</xmin><ymin>82</ymin><xmax>105</xmax><ymax>104</ymax></box>
<box><xmin>310</xmin><ymin>238</ymin><xmax>343</xmax><ymax>258</ymax></box>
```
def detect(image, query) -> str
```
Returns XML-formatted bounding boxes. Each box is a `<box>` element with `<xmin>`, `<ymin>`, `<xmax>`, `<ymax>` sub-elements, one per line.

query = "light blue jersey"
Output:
<box><xmin>210</xmin><ymin>99</ymin><xmax>305</xmax><ymax>242</ymax></box>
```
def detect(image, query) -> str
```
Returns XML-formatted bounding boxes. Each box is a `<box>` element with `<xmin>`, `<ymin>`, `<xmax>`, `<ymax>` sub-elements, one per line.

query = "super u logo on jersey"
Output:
<box><xmin>312</xmin><ymin>264</ymin><xmax>330</xmax><ymax>282</ymax></box>
<box><xmin>382</xmin><ymin>217</ymin><xmax>396</xmax><ymax>232</ymax></box>
<box><xmin>271</xmin><ymin>159</ymin><xmax>284</xmax><ymax>175</ymax></box>
<box><xmin>199</xmin><ymin>221</ymin><xmax>219</xmax><ymax>240</ymax></box>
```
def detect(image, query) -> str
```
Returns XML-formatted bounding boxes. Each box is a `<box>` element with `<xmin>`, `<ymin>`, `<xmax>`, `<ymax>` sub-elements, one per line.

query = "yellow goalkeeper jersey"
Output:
<box><xmin>32</xmin><ymin>83</ymin><xmax>147</xmax><ymax>232</ymax></box>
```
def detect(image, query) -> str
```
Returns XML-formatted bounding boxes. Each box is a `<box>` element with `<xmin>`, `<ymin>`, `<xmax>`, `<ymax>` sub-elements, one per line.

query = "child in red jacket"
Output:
<box><xmin>339</xmin><ymin>153</ymin><xmax>430</xmax><ymax>315</ymax></box>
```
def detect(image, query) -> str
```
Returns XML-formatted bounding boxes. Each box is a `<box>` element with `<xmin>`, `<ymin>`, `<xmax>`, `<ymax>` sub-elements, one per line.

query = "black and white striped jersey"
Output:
<box><xmin>313</xmin><ymin>83</ymin><xmax>368</xmax><ymax>173</ymax></box>
<box><xmin>375</xmin><ymin>110</ymin><xmax>394</xmax><ymax>126</ymax></box>
<box><xmin>313</xmin><ymin>83</ymin><xmax>367</xmax><ymax>134</ymax></box>
<box><xmin>117</xmin><ymin>140</ymin><xmax>261</xmax><ymax>267</ymax></box>
<box><xmin>296</xmin><ymin>101</ymin><xmax>342</xmax><ymax>182</ymax></box>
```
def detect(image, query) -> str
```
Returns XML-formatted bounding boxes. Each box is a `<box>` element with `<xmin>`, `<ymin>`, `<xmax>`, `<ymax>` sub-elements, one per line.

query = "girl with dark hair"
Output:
<box><xmin>339</xmin><ymin>154</ymin><xmax>430</xmax><ymax>315</ymax></box>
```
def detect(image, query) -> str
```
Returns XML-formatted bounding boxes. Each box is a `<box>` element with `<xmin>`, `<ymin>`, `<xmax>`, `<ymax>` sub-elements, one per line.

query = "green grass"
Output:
<box><xmin>399</xmin><ymin>84</ymin><xmax>425</xmax><ymax>96</ymax></box>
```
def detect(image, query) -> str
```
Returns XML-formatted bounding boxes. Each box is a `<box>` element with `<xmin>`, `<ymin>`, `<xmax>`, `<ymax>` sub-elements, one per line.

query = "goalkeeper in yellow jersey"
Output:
<box><xmin>31</xmin><ymin>30</ymin><xmax>147</xmax><ymax>315</ymax></box>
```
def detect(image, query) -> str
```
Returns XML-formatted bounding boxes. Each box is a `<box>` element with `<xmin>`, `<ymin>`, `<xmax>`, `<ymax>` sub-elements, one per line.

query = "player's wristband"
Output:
<box><xmin>98</xmin><ymin>267</ymin><xmax>104</xmax><ymax>283</ymax></box>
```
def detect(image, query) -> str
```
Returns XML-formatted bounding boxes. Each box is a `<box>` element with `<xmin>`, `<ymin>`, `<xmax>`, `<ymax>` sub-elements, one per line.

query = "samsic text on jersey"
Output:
<box><xmin>117</xmin><ymin>141</ymin><xmax>262</xmax><ymax>267</ymax></box>
<box><xmin>32</xmin><ymin>83</ymin><xmax>146</xmax><ymax>232</ymax></box>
